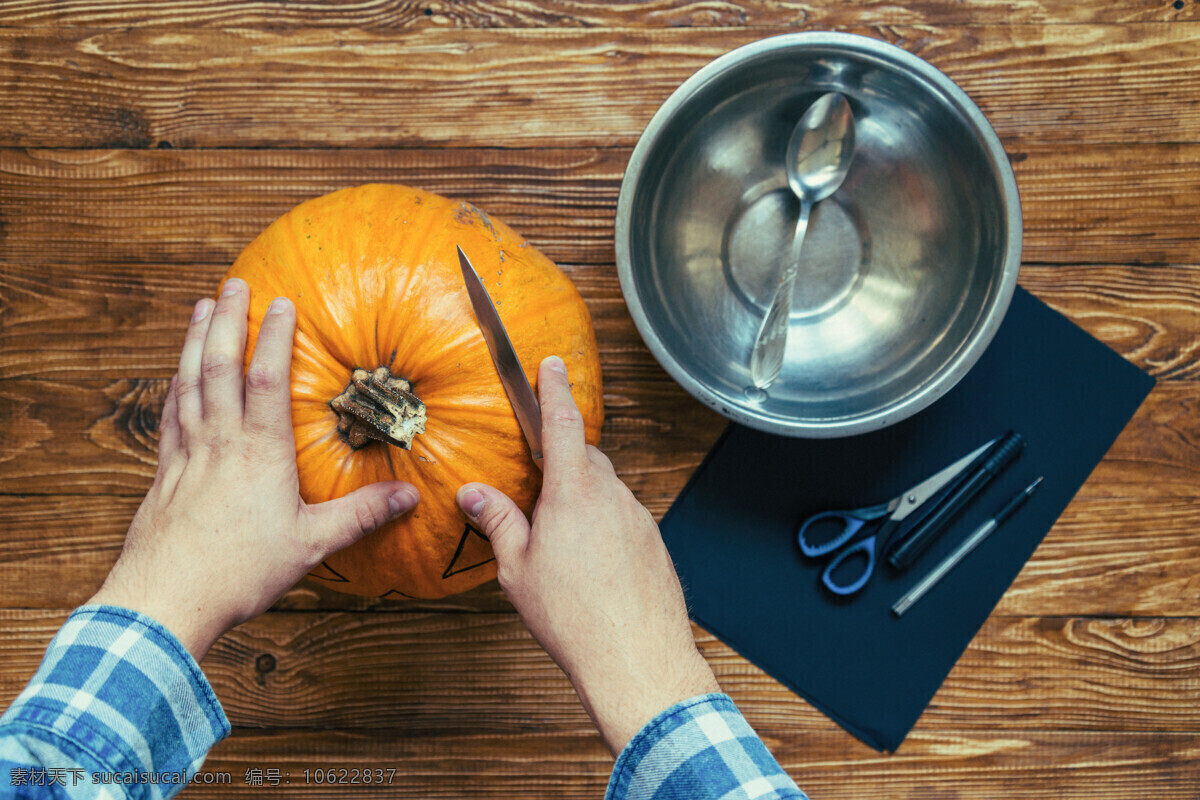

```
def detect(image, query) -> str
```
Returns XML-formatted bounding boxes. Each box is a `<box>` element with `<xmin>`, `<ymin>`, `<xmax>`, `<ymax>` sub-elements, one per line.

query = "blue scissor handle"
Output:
<box><xmin>797</xmin><ymin>501</ymin><xmax>892</xmax><ymax>557</ymax></box>
<box><xmin>821</xmin><ymin>534</ymin><xmax>878</xmax><ymax>595</ymax></box>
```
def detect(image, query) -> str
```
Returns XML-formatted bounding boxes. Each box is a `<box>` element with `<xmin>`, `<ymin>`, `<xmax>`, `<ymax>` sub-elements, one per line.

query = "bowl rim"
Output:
<box><xmin>615</xmin><ymin>31</ymin><xmax>1023</xmax><ymax>439</ymax></box>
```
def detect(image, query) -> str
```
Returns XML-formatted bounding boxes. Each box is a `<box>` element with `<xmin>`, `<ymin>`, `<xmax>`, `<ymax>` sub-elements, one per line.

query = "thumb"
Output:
<box><xmin>456</xmin><ymin>483</ymin><xmax>530</xmax><ymax>565</ymax></box>
<box><xmin>306</xmin><ymin>482</ymin><xmax>420</xmax><ymax>556</ymax></box>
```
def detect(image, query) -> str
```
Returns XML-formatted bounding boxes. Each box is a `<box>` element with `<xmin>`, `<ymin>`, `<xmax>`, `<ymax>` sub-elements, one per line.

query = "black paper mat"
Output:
<box><xmin>658</xmin><ymin>287</ymin><xmax>1156</xmax><ymax>751</ymax></box>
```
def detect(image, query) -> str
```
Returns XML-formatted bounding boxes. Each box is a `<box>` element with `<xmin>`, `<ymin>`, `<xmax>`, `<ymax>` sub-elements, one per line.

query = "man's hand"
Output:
<box><xmin>456</xmin><ymin>356</ymin><xmax>720</xmax><ymax>755</ymax></box>
<box><xmin>90</xmin><ymin>279</ymin><xmax>420</xmax><ymax>660</ymax></box>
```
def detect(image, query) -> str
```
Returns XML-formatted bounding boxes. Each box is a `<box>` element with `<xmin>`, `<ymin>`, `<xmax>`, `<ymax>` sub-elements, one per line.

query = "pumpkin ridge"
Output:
<box><xmin>373</xmin><ymin>190</ymin><xmax>456</xmax><ymax>373</ymax></box>
<box><xmin>293</xmin><ymin>326</ymin><xmax>355</xmax><ymax>391</ymax></box>
<box><xmin>393</xmin><ymin>443</ymin><xmax>496</xmax><ymax>594</ymax></box>
<box><xmin>306</xmin><ymin>292</ymin><xmax>360</xmax><ymax>371</ymax></box>
<box><xmin>293</xmin><ymin>418</ymin><xmax>340</xmax><ymax>463</ymax></box>
<box><xmin>423</xmin><ymin>402</ymin><xmax>519</xmax><ymax>419</ymax></box>
<box><xmin>392</xmin><ymin>451</ymin><xmax>477</xmax><ymax>591</ymax></box>
<box><xmin>288</xmin><ymin>196</ymin><xmax>373</xmax><ymax>370</ymax></box>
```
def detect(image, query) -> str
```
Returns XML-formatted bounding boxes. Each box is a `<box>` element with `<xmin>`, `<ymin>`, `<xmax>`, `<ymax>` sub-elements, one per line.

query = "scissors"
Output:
<box><xmin>457</xmin><ymin>245</ymin><xmax>544</xmax><ymax>469</ymax></box>
<box><xmin>798</xmin><ymin>437</ymin><xmax>997</xmax><ymax>596</ymax></box>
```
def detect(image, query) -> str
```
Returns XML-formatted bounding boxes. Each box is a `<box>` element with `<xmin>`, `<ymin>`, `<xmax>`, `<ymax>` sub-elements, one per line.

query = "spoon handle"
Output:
<box><xmin>749</xmin><ymin>199</ymin><xmax>813</xmax><ymax>389</ymax></box>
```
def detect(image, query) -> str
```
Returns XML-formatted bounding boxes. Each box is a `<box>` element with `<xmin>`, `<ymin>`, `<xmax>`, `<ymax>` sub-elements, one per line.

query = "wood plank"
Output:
<box><xmin>3</xmin><ymin>493</ymin><xmax>1198</xmax><ymax>617</ymax></box>
<box><xmin>0</xmin><ymin>259</ymin><xmax>630</xmax><ymax>380</ymax></box>
<box><xmin>0</xmin><ymin>376</ymin><xmax>1192</xmax><ymax>500</ymax></box>
<box><xmin>0</xmin><ymin>375</ymin><xmax>713</xmax><ymax>496</ymax></box>
<box><xmin>0</xmin><ymin>494</ymin><xmax>127</xmax><ymax>608</ymax></box>
<box><xmin>927</xmin><ymin>615</ymin><xmax>1200</xmax><ymax>732</ymax></box>
<box><xmin>2</xmin><ymin>26</ymin><xmax>1200</xmax><ymax>148</ymax></box>
<box><xmin>3</xmin><ymin>609</ymin><xmax>1199</xmax><ymax>734</ymax></box>
<box><xmin>199</xmin><ymin>729</ymin><xmax>614</xmax><ymax>800</ymax></box>
<box><xmin>188</xmin><ymin>728</ymin><xmax>1200</xmax><ymax>800</ymax></box>
<box><xmin>1087</xmin><ymin>380</ymin><xmax>1200</xmax><ymax>499</ymax></box>
<box><xmin>0</xmin><ymin>261</ymin><xmax>204</xmax><ymax>380</ymax></box>
<box><xmin>1013</xmin><ymin>145</ymin><xmax>1200</xmax><ymax>267</ymax></box>
<box><xmin>3</xmin><ymin>0</ymin><xmax>1196</xmax><ymax>29</ymax></box>
<box><xmin>1</xmin><ymin>261</ymin><xmax>1196</xmax><ymax>380</ymax></box>
<box><xmin>997</xmin><ymin>497</ymin><xmax>1200</xmax><ymax>617</ymax></box>
<box><xmin>0</xmin><ymin>494</ymin><xmax>516</xmax><ymax>611</ymax></box>
<box><xmin>0</xmin><ymin>148</ymin><xmax>623</xmax><ymax>267</ymax></box>
<box><xmin>2</xmin><ymin>146</ymin><xmax>1199</xmax><ymax>268</ymax></box>
<box><xmin>1023</xmin><ymin>265</ymin><xmax>1200</xmax><ymax>380</ymax></box>
<box><xmin>0</xmin><ymin>378</ymin><xmax>162</xmax><ymax>495</ymax></box>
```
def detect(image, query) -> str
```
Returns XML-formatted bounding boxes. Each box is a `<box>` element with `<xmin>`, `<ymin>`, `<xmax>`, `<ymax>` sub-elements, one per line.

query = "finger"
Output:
<box><xmin>200</xmin><ymin>277</ymin><xmax>251</xmax><ymax>423</ymax></box>
<box><xmin>176</xmin><ymin>298</ymin><xmax>215</xmax><ymax>430</ymax></box>
<box><xmin>537</xmin><ymin>356</ymin><xmax>589</xmax><ymax>476</ymax></box>
<box><xmin>585</xmin><ymin>444</ymin><xmax>615</xmax><ymax>474</ymax></box>
<box><xmin>456</xmin><ymin>483</ymin><xmax>530</xmax><ymax>568</ymax></box>
<box><xmin>243</xmin><ymin>297</ymin><xmax>296</xmax><ymax>440</ymax></box>
<box><xmin>306</xmin><ymin>482</ymin><xmax>420</xmax><ymax>557</ymax></box>
<box><xmin>155</xmin><ymin>375</ymin><xmax>182</xmax><ymax>475</ymax></box>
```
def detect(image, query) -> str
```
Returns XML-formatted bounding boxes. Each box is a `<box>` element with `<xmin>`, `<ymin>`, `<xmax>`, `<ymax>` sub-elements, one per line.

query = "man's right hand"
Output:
<box><xmin>456</xmin><ymin>355</ymin><xmax>721</xmax><ymax>755</ymax></box>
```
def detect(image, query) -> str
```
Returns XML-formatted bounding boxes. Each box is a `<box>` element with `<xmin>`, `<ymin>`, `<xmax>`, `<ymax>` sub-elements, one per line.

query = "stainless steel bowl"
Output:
<box><xmin>616</xmin><ymin>32</ymin><xmax>1022</xmax><ymax>438</ymax></box>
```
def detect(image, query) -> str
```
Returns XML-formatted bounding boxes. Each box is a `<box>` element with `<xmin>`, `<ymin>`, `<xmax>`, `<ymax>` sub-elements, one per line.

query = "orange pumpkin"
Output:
<box><xmin>221</xmin><ymin>184</ymin><xmax>604</xmax><ymax>598</ymax></box>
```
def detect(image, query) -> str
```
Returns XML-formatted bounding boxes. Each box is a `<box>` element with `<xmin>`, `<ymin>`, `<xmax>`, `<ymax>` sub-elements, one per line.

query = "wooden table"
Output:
<box><xmin>2</xmin><ymin>2</ymin><xmax>1197</xmax><ymax>797</ymax></box>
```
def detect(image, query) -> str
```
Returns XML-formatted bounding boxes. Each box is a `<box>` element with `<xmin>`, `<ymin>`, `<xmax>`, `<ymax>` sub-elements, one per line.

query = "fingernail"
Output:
<box><xmin>388</xmin><ymin>487</ymin><xmax>419</xmax><ymax>515</ymax></box>
<box><xmin>191</xmin><ymin>299</ymin><xmax>212</xmax><ymax>322</ymax></box>
<box><xmin>220</xmin><ymin>278</ymin><xmax>245</xmax><ymax>297</ymax></box>
<box><xmin>546</xmin><ymin>355</ymin><xmax>567</xmax><ymax>374</ymax></box>
<box><xmin>267</xmin><ymin>297</ymin><xmax>291</xmax><ymax>315</ymax></box>
<box><xmin>458</xmin><ymin>488</ymin><xmax>485</xmax><ymax>518</ymax></box>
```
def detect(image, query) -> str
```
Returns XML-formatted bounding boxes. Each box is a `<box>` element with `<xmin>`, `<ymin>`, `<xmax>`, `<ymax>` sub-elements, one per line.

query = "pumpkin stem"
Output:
<box><xmin>331</xmin><ymin>366</ymin><xmax>427</xmax><ymax>450</ymax></box>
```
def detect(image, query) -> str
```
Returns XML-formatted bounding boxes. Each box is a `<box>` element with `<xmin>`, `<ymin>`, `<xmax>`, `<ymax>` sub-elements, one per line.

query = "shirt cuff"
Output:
<box><xmin>1</xmin><ymin>604</ymin><xmax>230</xmax><ymax>789</ymax></box>
<box><xmin>605</xmin><ymin>693</ymin><xmax>807</xmax><ymax>800</ymax></box>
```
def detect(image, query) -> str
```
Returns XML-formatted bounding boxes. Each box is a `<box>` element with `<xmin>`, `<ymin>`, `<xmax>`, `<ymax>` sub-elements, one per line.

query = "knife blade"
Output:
<box><xmin>457</xmin><ymin>245</ymin><xmax>544</xmax><ymax>467</ymax></box>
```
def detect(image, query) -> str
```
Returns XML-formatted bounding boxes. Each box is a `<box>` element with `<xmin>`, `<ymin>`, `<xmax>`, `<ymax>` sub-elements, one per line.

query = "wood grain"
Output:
<box><xmin>3</xmin><ymin>491</ymin><xmax>1197</xmax><ymax>616</ymax></box>
<box><xmin>2</xmin><ymin>260</ymin><xmax>1197</xmax><ymax>380</ymax></box>
<box><xmin>0</xmin><ymin>375</ymin><xmax>713</xmax><ymax>496</ymax></box>
<box><xmin>0</xmin><ymin>378</ymin><xmax>162</xmax><ymax>494</ymax></box>
<box><xmin>3</xmin><ymin>609</ymin><xmax>1199</xmax><ymax>736</ymax></box>
<box><xmin>0</xmin><ymin>259</ymin><xmax>630</xmax><ymax>380</ymax></box>
<box><xmin>0</xmin><ymin>494</ymin><xmax>517</xmax><ymax>611</ymax></box>
<box><xmin>12</xmin><ymin>723</ymin><xmax>1177</xmax><ymax>799</ymax></box>
<box><xmin>998</xmin><ymin>497</ymin><xmax>1200</xmax><ymax>616</ymax></box>
<box><xmin>2</xmin><ymin>146</ymin><xmax>1199</xmax><ymax>270</ymax></box>
<box><xmin>190</xmin><ymin>729</ymin><xmax>1200</xmax><ymax>799</ymax></box>
<box><xmin>3</xmin><ymin>26</ymin><xmax>1200</xmax><ymax>149</ymax></box>
<box><xmin>1025</xmin><ymin>265</ymin><xmax>1200</xmax><ymax>380</ymax></box>
<box><xmin>1087</xmin><ymin>381</ymin><xmax>1200</xmax><ymax>499</ymax></box>
<box><xmin>0</xmin><ymin>376</ymin><xmax>1193</xmax><ymax>499</ymax></box>
<box><xmin>3</xmin><ymin>0</ymin><xmax>1197</xmax><ymax>29</ymax></box>
<box><xmin>0</xmin><ymin>148</ymin><xmax>622</xmax><ymax>267</ymax></box>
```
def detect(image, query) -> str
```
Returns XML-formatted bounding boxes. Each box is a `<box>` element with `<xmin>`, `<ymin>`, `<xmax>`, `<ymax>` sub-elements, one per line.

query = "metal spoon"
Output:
<box><xmin>749</xmin><ymin>92</ymin><xmax>856</xmax><ymax>390</ymax></box>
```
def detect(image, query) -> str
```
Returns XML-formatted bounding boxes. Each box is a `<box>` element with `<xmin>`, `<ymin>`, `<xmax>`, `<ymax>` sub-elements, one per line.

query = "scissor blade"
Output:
<box><xmin>457</xmin><ymin>246</ymin><xmax>544</xmax><ymax>464</ymax></box>
<box><xmin>889</xmin><ymin>437</ymin><xmax>999</xmax><ymax>522</ymax></box>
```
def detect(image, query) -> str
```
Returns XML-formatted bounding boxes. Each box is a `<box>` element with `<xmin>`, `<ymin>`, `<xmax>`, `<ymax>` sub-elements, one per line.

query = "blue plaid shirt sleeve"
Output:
<box><xmin>0</xmin><ymin>604</ymin><xmax>230</xmax><ymax>799</ymax></box>
<box><xmin>606</xmin><ymin>693</ymin><xmax>808</xmax><ymax>800</ymax></box>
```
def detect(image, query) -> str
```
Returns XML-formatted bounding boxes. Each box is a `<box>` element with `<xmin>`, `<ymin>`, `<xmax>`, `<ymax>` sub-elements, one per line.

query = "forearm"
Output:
<box><xmin>605</xmin><ymin>694</ymin><xmax>808</xmax><ymax>800</ymax></box>
<box><xmin>0</xmin><ymin>605</ymin><xmax>230</xmax><ymax>798</ymax></box>
<box><xmin>571</xmin><ymin>647</ymin><xmax>722</xmax><ymax>756</ymax></box>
